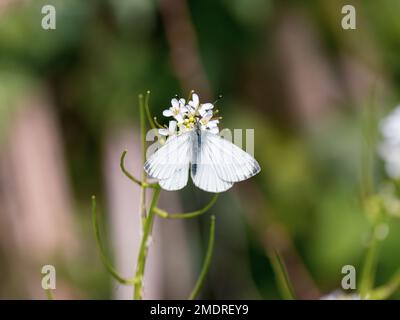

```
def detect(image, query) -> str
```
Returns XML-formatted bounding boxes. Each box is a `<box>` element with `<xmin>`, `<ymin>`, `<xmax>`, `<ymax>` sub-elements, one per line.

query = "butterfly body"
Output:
<box><xmin>191</xmin><ymin>126</ymin><xmax>203</xmax><ymax>176</ymax></box>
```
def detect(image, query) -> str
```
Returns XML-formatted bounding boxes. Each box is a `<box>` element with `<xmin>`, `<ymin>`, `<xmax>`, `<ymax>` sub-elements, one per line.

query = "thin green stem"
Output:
<box><xmin>154</xmin><ymin>194</ymin><xmax>218</xmax><ymax>219</ymax></box>
<box><xmin>144</xmin><ymin>91</ymin><xmax>157</xmax><ymax>129</ymax></box>
<box><xmin>189</xmin><ymin>215</ymin><xmax>216</xmax><ymax>300</ymax></box>
<box><xmin>270</xmin><ymin>250</ymin><xmax>296</xmax><ymax>300</ymax></box>
<box><xmin>358</xmin><ymin>87</ymin><xmax>382</xmax><ymax>299</ymax></box>
<box><xmin>120</xmin><ymin>150</ymin><xmax>156</xmax><ymax>188</ymax></box>
<box><xmin>359</xmin><ymin>232</ymin><xmax>380</xmax><ymax>299</ymax></box>
<box><xmin>139</xmin><ymin>94</ymin><xmax>147</xmax><ymax>222</ymax></box>
<box><xmin>92</xmin><ymin>196</ymin><xmax>137</xmax><ymax>285</ymax></box>
<box><xmin>369</xmin><ymin>269</ymin><xmax>400</xmax><ymax>300</ymax></box>
<box><xmin>360</xmin><ymin>85</ymin><xmax>378</xmax><ymax>199</ymax></box>
<box><xmin>134</xmin><ymin>187</ymin><xmax>161</xmax><ymax>299</ymax></box>
<box><xmin>45</xmin><ymin>289</ymin><xmax>54</xmax><ymax>300</ymax></box>
<box><xmin>153</xmin><ymin>116</ymin><xmax>166</xmax><ymax>129</ymax></box>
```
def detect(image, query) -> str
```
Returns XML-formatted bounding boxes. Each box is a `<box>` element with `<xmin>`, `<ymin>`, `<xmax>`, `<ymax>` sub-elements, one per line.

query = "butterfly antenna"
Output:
<box><xmin>213</xmin><ymin>94</ymin><xmax>223</xmax><ymax>105</ymax></box>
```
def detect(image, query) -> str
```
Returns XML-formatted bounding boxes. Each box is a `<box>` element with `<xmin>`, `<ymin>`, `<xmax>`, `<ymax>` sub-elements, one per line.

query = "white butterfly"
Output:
<box><xmin>144</xmin><ymin>125</ymin><xmax>261</xmax><ymax>193</ymax></box>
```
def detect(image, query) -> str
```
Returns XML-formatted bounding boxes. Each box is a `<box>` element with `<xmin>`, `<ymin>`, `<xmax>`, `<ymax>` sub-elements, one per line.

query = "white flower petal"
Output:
<box><xmin>168</xmin><ymin>120</ymin><xmax>177</xmax><ymax>132</ymax></box>
<box><xmin>175</xmin><ymin>114</ymin><xmax>184</xmax><ymax>123</ymax></box>
<box><xmin>163</xmin><ymin>109</ymin><xmax>173</xmax><ymax>117</ymax></box>
<box><xmin>199</xmin><ymin>104</ymin><xmax>213</xmax><ymax>116</ymax></box>
<box><xmin>187</xmin><ymin>105</ymin><xmax>196</xmax><ymax>115</ymax></box>
<box><xmin>180</xmin><ymin>105</ymin><xmax>189</xmax><ymax>113</ymax></box>
<box><xmin>202</xmin><ymin>103</ymin><xmax>214</xmax><ymax>110</ymax></box>
<box><xmin>191</xmin><ymin>93</ymin><xmax>199</xmax><ymax>107</ymax></box>
<box><xmin>200</xmin><ymin>106</ymin><xmax>213</xmax><ymax>118</ymax></box>
<box><xmin>199</xmin><ymin>107</ymin><xmax>207</xmax><ymax>117</ymax></box>
<box><xmin>380</xmin><ymin>106</ymin><xmax>400</xmax><ymax>179</ymax></box>
<box><xmin>380</xmin><ymin>106</ymin><xmax>400</xmax><ymax>142</ymax></box>
<box><xmin>204</xmin><ymin>110</ymin><xmax>213</xmax><ymax>120</ymax></box>
<box><xmin>386</xmin><ymin>161</ymin><xmax>400</xmax><ymax>179</ymax></box>
<box><xmin>158</xmin><ymin>128</ymin><xmax>169</xmax><ymax>136</ymax></box>
<box><xmin>171</xmin><ymin>98</ymin><xmax>179</xmax><ymax>109</ymax></box>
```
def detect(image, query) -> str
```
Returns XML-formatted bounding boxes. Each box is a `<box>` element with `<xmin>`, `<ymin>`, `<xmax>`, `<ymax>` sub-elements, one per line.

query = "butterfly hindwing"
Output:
<box><xmin>144</xmin><ymin>132</ymin><xmax>191</xmax><ymax>190</ymax></box>
<box><xmin>158</xmin><ymin>164</ymin><xmax>190</xmax><ymax>191</ymax></box>
<box><xmin>191</xmin><ymin>130</ymin><xmax>234</xmax><ymax>193</ymax></box>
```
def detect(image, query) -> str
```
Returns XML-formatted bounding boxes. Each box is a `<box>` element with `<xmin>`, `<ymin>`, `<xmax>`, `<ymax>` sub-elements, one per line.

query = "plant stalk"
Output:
<box><xmin>189</xmin><ymin>215</ymin><xmax>216</xmax><ymax>300</ymax></box>
<box><xmin>134</xmin><ymin>187</ymin><xmax>161</xmax><ymax>299</ymax></box>
<box><xmin>139</xmin><ymin>94</ymin><xmax>147</xmax><ymax>224</ymax></box>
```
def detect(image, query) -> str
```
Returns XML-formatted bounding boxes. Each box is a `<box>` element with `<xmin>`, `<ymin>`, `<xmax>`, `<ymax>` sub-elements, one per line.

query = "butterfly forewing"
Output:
<box><xmin>200</xmin><ymin>131</ymin><xmax>261</xmax><ymax>183</ymax></box>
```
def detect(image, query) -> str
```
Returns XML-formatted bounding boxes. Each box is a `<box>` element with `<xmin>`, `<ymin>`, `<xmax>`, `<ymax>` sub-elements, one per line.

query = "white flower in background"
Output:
<box><xmin>381</xmin><ymin>107</ymin><xmax>400</xmax><ymax>144</ymax></box>
<box><xmin>379</xmin><ymin>106</ymin><xmax>400</xmax><ymax>179</ymax></box>
<box><xmin>162</xmin><ymin>98</ymin><xmax>188</xmax><ymax>123</ymax></box>
<box><xmin>158</xmin><ymin>120</ymin><xmax>177</xmax><ymax>136</ymax></box>
<box><xmin>199</xmin><ymin>110</ymin><xmax>219</xmax><ymax>134</ymax></box>
<box><xmin>380</xmin><ymin>146</ymin><xmax>400</xmax><ymax>179</ymax></box>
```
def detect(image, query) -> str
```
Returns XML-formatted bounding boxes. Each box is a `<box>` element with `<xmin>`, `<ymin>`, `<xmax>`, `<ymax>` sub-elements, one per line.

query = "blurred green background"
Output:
<box><xmin>0</xmin><ymin>0</ymin><xmax>400</xmax><ymax>299</ymax></box>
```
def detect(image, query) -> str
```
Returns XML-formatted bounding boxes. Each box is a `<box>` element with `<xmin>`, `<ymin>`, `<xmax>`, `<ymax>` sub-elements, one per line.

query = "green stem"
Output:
<box><xmin>154</xmin><ymin>194</ymin><xmax>218</xmax><ymax>219</ymax></box>
<box><xmin>360</xmin><ymin>88</ymin><xmax>378</xmax><ymax>198</ymax></box>
<box><xmin>189</xmin><ymin>215</ymin><xmax>216</xmax><ymax>300</ymax></box>
<box><xmin>144</xmin><ymin>91</ymin><xmax>157</xmax><ymax>129</ymax></box>
<box><xmin>153</xmin><ymin>116</ymin><xmax>166</xmax><ymax>129</ymax></box>
<box><xmin>120</xmin><ymin>150</ymin><xmax>156</xmax><ymax>188</ymax></box>
<box><xmin>45</xmin><ymin>289</ymin><xmax>54</xmax><ymax>300</ymax></box>
<box><xmin>91</xmin><ymin>196</ymin><xmax>137</xmax><ymax>285</ymax></box>
<box><xmin>369</xmin><ymin>269</ymin><xmax>400</xmax><ymax>300</ymax></box>
<box><xmin>134</xmin><ymin>187</ymin><xmax>161</xmax><ymax>299</ymax></box>
<box><xmin>270</xmin><ymin>250</ymin><xmax>296</xmax><ymax>300</ymax></box>
<box><xmin>139</xmin><ymin>94</ymin><xmax>147</xmax><ymax>223</ymax></box>
<box><xmin>359</xmin><ymin>231</ymin><xmax>380</xmax><ymax>299</ymax></box>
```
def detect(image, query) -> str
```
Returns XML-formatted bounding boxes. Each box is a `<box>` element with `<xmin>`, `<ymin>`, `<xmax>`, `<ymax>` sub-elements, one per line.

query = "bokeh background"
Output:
<box><xmin>1</xmin><ymin>0</ymin><xmax>400</xmax><ymax>299</ymax></box>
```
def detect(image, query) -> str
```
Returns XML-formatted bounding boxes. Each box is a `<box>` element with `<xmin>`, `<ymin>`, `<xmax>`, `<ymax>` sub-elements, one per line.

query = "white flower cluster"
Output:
<box><xmin>159</xmin><ymin>92</ymin><xmax>220</xmax><ymax>136</ymax></box>
<box><xmin>379</xmin><ymin>106</ymin><xmax>400</xmax><ymax>179</ymax></box>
